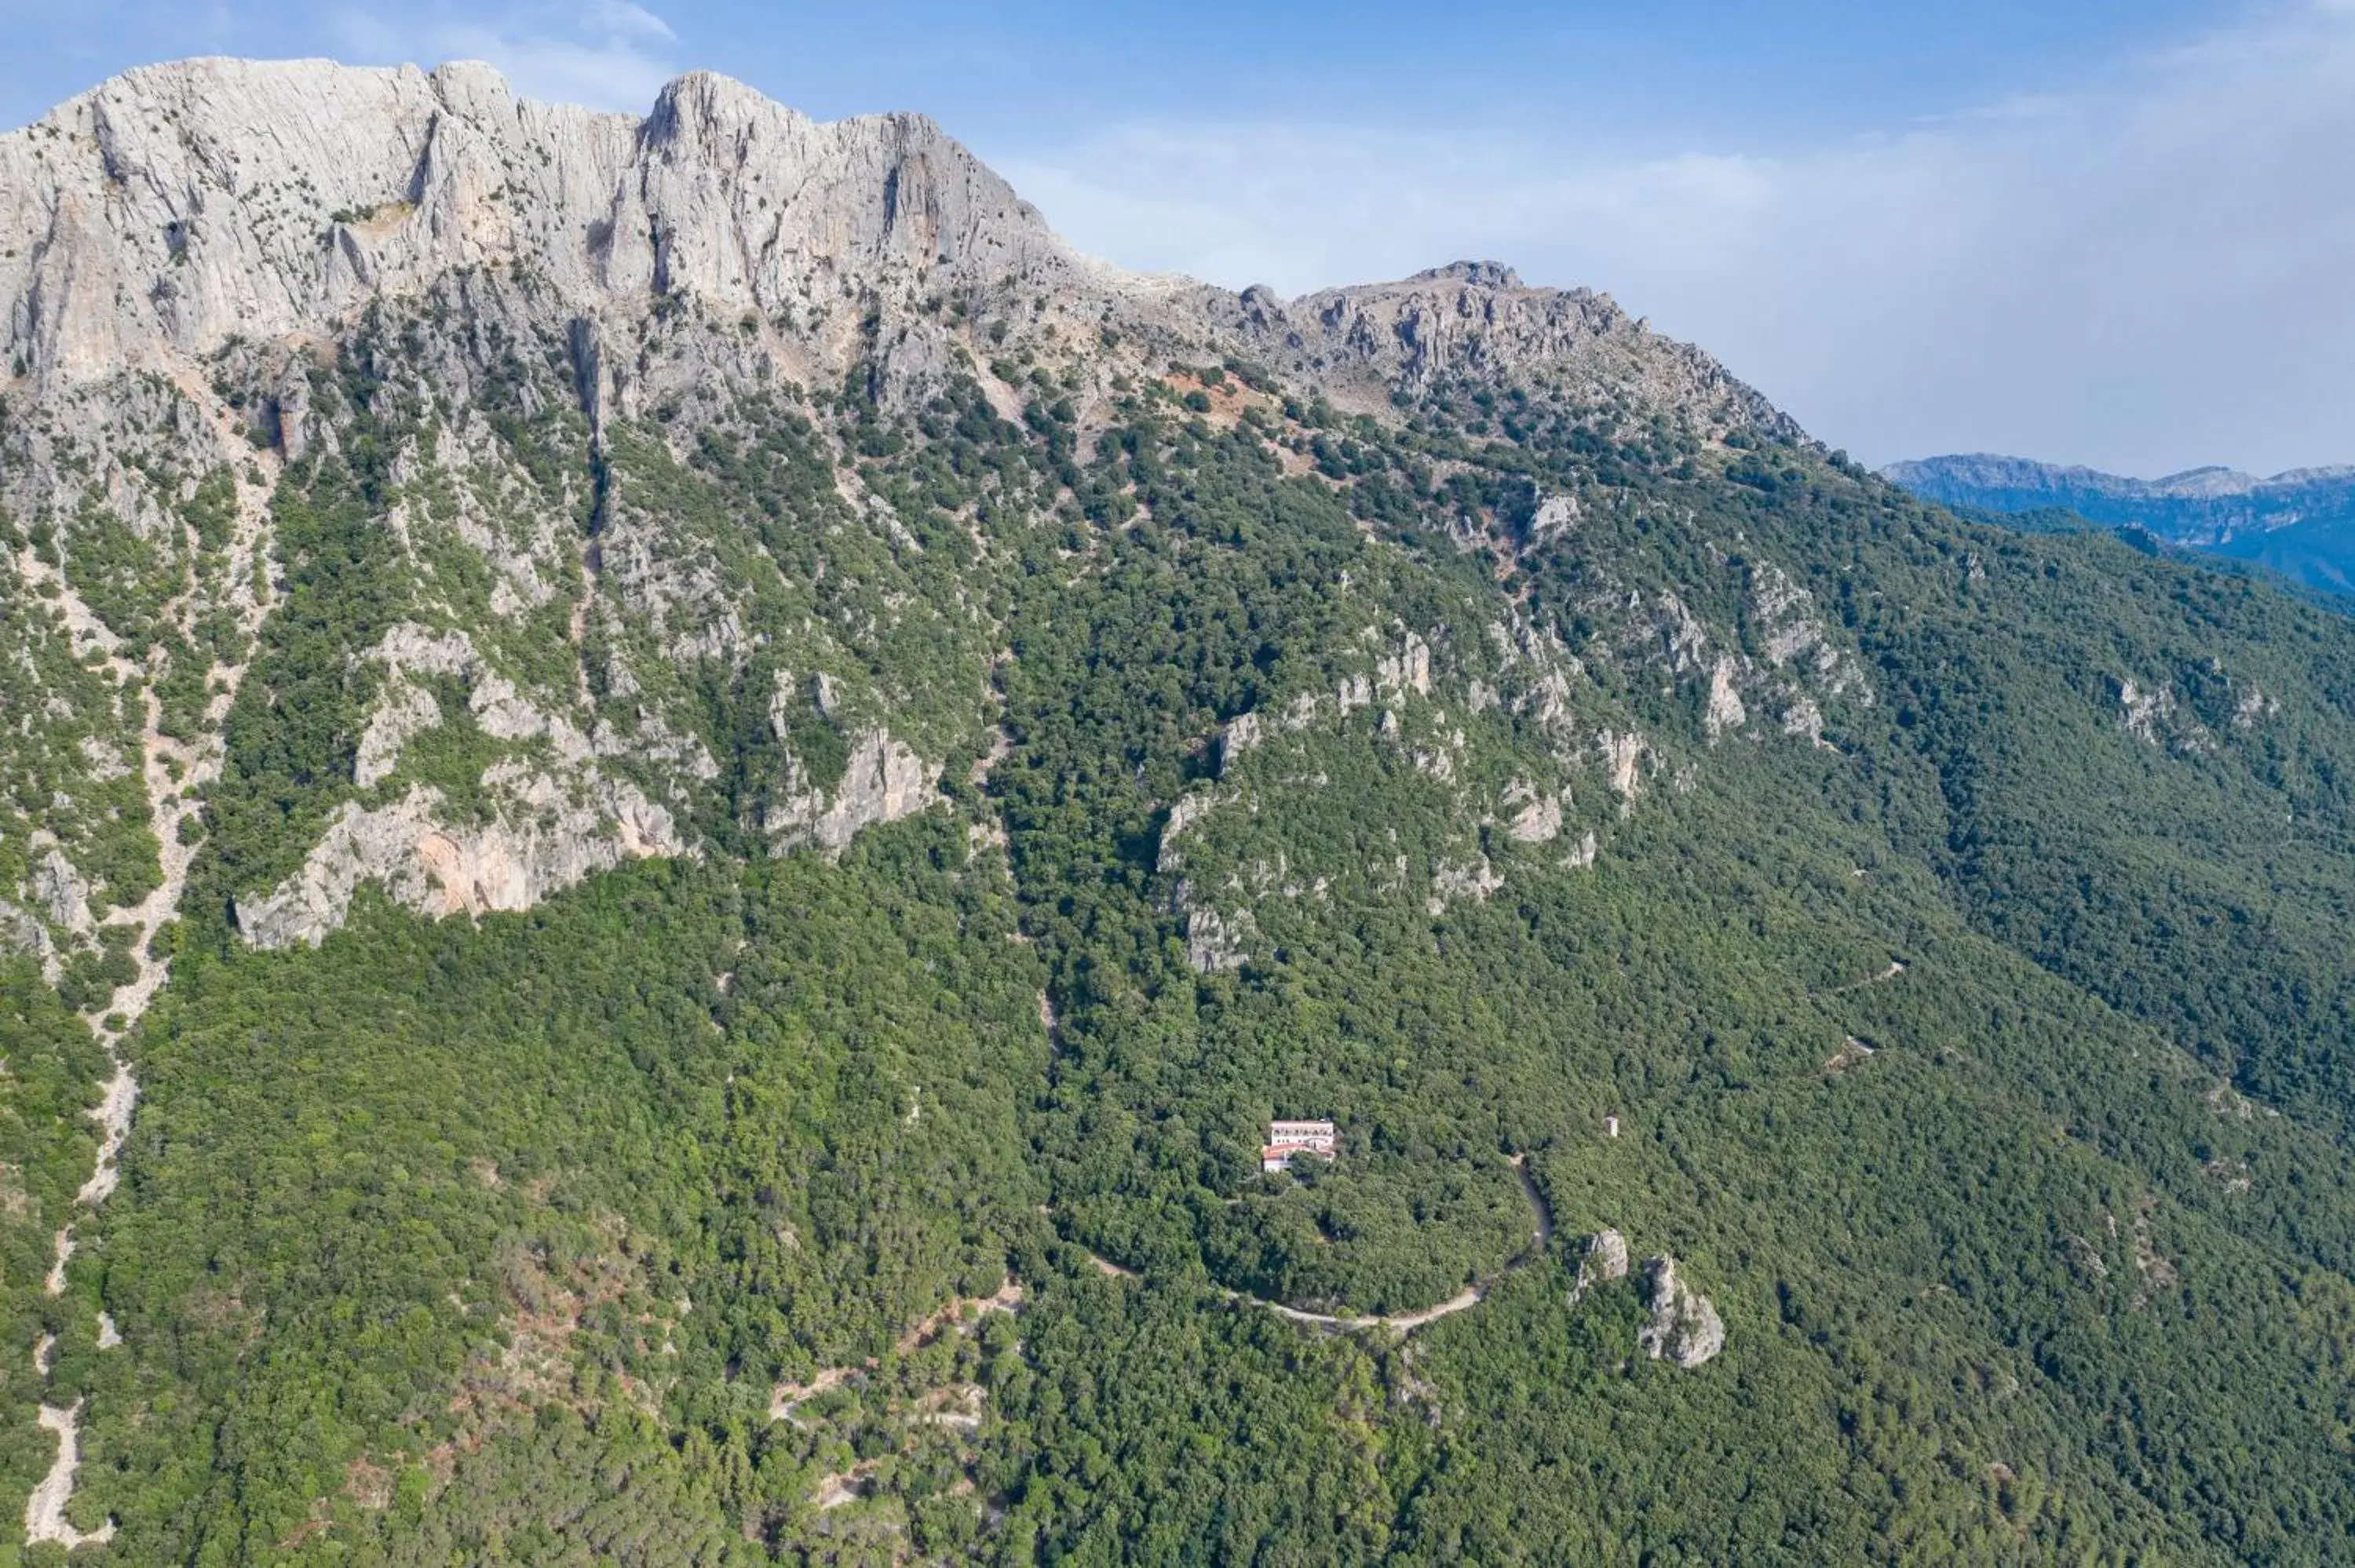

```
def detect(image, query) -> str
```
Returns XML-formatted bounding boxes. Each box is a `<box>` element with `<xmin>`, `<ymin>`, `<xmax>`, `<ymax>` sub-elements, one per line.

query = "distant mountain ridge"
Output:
<box><xmin>1884</xmin><ymin>453</ymin><xmax>2355</xmax><ymax>595</ymax></box>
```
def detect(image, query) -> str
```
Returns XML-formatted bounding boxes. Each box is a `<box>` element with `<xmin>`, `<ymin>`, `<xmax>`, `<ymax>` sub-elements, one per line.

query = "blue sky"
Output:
<box><xmin>2</xmin><ymin>1</ymin><xmax>2347</xmax><ymax>476</ymax></box>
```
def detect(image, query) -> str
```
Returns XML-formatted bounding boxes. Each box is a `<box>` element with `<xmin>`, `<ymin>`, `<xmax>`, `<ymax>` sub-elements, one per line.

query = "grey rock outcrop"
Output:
<box><xmin>1527</xmin><ymin>493</ymin><xmax>1579</xmax><ymax>543</ymax></box>
<box><xmin>1588</xmin><ymin>1229</ymin><xmax>1630</xmax><ymax>1280</ymax></box>
<box><xmin>352</xmin><ymin>678</ymin><xmax>443</xmax><ymax>789</ymax></box>
<box><xmin>1501</xmin><ymin>781</ymin><xmax>1565</xmax><ymax>844</ymax></box>
<box><xmin>1704</xmin><ymin>658</ymin><xmax>1748</xmax><ymax>738</ymax></box>
<box><xmin>1426</xmin><ymin>855</ymin><xmax>1504</xmax><ymax>914</ymax></box>
<box><xmin>1747</xmin><ymin>565</ymin><xmax>1868</xmax><ymax>702</ymax></box>
<box><xmin>372</xmin><ymin>622</ymin><xmax>481</xmax><ymax>680</ymax></box>
<box><xmin>0</xmin><ymin>899</ymin><xmax>59</xmax><ymax>979</ymax></box>
<box><xmin>1156</xmin><ymin>789</ymin><xmax>1224</xmax><ymax>873</ymax></box>
<box><xmin>1217</xmin><ymin>712</ymin><xmax>1263</xmax><ymax>775</ymax></box>
<box><xmin>1636</xmin><ymin>1255</ymin><xmax>1725</xmax><ymax>1368</ymax></box>
<box><xmin>2233</xmin><ymin>686</ymin><xmax>2280</xmax><ymax>730</ymax></box>
<box><xmin>1184</xmin><ymin>904</ymin><xmax>1254</xmax><ymax>975</ymax></box>
<box><xmin>1570</xmin><ymin>1227</ymin><xmax>1630</xmax><ymax>1302</ymax></box>
<box><xmin>765</xmin><ymin>729</ymin><xmax>937</xmax><ymax>853</ymax></box>
<box><xmin>31</xmin><ymin>849</ymin><xmax>97</xmax><ymax>936</ymax></box>
<box><xmin>2116</xmin><ymin>676</ymin><xmax>2174</xmax><ymax>746</ymax></box>
<box><xmin>235</xmin><ymin>772</ymin><xmax>685</xmax><ymax>949</ymax></box>
<box><xmin>1598</xmin><ymin>729</ymin><xmax>1649</xmax><ymax>801</ymax></box>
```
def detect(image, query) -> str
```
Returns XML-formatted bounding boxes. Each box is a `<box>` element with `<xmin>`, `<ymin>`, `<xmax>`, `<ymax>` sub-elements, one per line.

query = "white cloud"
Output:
<box><xmin>1001</xmin><ymin>2</ymin><xmax>2355</xmax><ymax>476</ymax></box>
<box><xmin>335</xmin><ymin>2</ymin><xmax>678</xmax><ymax>111</ymax></box>
<box><xmin>583</xmin><ymin>1</ymin><xmax>675</xmax><ymax>44</ymax></box>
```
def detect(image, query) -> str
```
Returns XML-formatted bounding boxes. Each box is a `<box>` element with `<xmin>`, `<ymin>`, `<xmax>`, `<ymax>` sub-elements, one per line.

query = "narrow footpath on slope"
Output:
<box><xmin>1827</xmin><ymin>958</ymin><xmax>1909</xmax><ymax>996</ymax></box>
<box><xmin>18</xmin><ymin>398</ymin><xmax>277</xmax><ymax>1549</ymax></box>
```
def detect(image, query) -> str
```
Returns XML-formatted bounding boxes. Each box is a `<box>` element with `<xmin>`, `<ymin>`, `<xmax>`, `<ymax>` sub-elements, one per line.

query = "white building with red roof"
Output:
<box><xmin>1261</xmin><ymin>1119</ymin><xmax>1337</xmax><ymax>1172</ymax></box>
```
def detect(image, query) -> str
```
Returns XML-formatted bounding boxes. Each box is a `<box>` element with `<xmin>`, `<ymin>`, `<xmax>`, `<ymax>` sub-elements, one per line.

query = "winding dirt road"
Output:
<box><xmin>1238</xmin><ymin>1154</ymin><xmax>1557</xmax><ymax>1333</ymax></box>
<box><xmin>1073</xmin><ymin>1154</ymin><xmax>1560</xmax><ymax>1335</ymax></box>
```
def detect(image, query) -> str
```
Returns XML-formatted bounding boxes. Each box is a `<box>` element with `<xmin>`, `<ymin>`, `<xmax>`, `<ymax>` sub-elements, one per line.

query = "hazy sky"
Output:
<box><xmin>1</xmin><ymin>1</ymin><xmax>2346</xmax><ymax>476</ymax></box>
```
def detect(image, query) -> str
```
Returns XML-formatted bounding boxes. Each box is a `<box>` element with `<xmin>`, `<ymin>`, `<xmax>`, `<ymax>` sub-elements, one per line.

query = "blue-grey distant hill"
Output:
<box><xmin>1884</xmin><ymin>453</ymin><xmax>2355</xmax><ymax>596</ymax></box>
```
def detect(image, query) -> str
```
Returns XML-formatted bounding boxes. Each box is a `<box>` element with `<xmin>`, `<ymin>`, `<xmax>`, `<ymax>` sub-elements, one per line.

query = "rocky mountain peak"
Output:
<box><xmin>0</xmin><ymin>56</ymin><xmax>1072</xmax><ymax>391</ymax></box>
<box><xmin>1410</xmin><ymin>260</ymin><xmax>1524</xmax><ymax>288</ymax></box>
<box><xmin>3</xmin><ymin>43</ymin><xmax>2354</xmax><ymax>1565</ymax></box>
<box><xmin>1217</xmin><ymin>253</ymin><xmax>1798</xmax><ymax>438</ymax></box>
<box><xmin>0</xmin><ymin>53</ymin><xmax>1829</xmax><ymax>963</ymax></box>
<box><xmin>3</xmin><ymin>56</ymin><xmax>1796</xmax><ymax>449</ymax></box>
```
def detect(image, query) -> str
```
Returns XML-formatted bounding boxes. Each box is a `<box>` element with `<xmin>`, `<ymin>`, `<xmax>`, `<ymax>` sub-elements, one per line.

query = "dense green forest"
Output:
<box><xmin>7</xmin><ymin>290</ymin><xmax>2355</xmax><ymax>1567</ymax></box>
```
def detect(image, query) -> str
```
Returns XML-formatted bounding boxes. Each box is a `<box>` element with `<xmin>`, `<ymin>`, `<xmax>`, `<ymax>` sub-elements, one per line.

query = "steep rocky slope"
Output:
<box><xmin>1</xmin><ymin>57</ymin><xmax>1793</xmax><ymax>961</ymax></box>
<box><xmin>4</xmin><ymin>57</ymin><xmax>2355</xmax><ymax>1566</ymax></box>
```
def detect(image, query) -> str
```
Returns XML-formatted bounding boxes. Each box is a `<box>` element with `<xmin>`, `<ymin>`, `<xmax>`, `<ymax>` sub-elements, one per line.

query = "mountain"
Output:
<box><xmin>6</xmin><ymin>57</ymin><xmax>2355</xmax><ymax>1564</ymax></box>
<box><xmin>1886</xmin><ymin>452</ymin><xmax>2355</xmax><ymax>596</ymax></box>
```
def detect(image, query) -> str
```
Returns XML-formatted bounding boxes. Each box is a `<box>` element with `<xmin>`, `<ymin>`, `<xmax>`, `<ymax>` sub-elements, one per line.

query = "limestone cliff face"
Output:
<box><xmin>233</xmin><ymin>773</ymin><xmax>687</xmax><ymax>950</ymax></box>
<box><xmin>1</xmin><ymin>56</ymin><xmax>1825</xmax><ymax>958</ymax></box>
<box><xmin>0</xmin><ymin>58</ymin><xmax>1070</xmax><ymax>391</ymax></box>
<box><xmin>764</xmin><ymin>730</ymin><xmax>939</xmax><ymax>855</ymax></box>
<box><xmin>1</xmin><ymin>59</ymin><xmax>1791</xmax><ymax>438</ymax></box>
